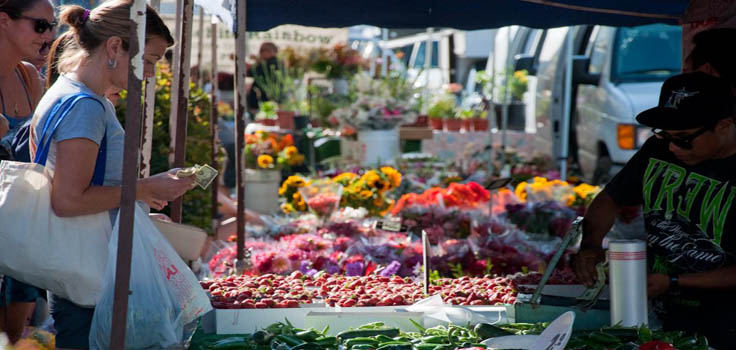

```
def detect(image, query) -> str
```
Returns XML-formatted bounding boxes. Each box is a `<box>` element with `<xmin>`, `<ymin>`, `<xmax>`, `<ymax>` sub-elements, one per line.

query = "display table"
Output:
<box><xmin>422</xmin><ymin>130</ymin><xmax>537</xmax><ymax>165</ymax></box>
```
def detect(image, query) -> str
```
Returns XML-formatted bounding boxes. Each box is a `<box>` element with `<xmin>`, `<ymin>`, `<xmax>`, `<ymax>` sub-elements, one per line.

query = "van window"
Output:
<box><xmin>588</xmin><ymin>27</ymin><xmax>615</xmax><ymax>74</ymax></box>
<box><xmin>414</xmin><ymin>41</ymin><xmax>439</xmax><ymax>68</ymax></box>
<box><xmin>393</xmin><ymin>45</ymin><xmax>413</xmax><ymax>67</ymax></box>
<box><xmin>611</xmin><ymin>24</ymin><xmax>682</xmax><ymax>83</ymax></box>
<box><xmin>539</xmin><ymin>27</ymin><xmax>569</xmax><ymax>62</ymax></box>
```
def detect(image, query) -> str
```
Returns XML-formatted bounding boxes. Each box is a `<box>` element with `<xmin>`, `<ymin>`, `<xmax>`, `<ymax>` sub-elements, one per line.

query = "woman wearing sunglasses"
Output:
<box><xmin>573</xmin><ymin>72</ymin><xmax>736</xmax><ymax>349</ymax></box>
<box><xmin>28</xmin><ymin>1</ymin><xmax>195</xmax><ymax>348</ymax></box>
<box><xmin>0</xmin><ymin>0</ymin><xmax>54</xmax><ymax>344</ymax></box>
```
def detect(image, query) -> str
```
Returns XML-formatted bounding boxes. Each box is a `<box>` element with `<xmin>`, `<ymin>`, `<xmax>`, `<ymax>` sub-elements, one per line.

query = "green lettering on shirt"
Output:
<box><xmin>642</xmin><ymin>158</ymin><xmax>667</xmax><ymax>212</ymax></box>
<box><xmin>697</xmin><ymin>180</ymin><xmax>736</xmax><ymax>246</ymax></box>
<box><xmin>653</xmin><ymin>163</ymin><xmax>686</xmax><ymax>215</ymax></box>
<box><xmin>677</xmin><ymin>172</ymin><xmax>708</xmax><ymax>218</ymax></box>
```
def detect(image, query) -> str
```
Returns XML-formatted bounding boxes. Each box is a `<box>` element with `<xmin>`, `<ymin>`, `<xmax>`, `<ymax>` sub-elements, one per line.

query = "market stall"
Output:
<box><xmin>29</xmin><ymin>1</ymin><xmax>718</xmax><ymax>349</ymax></box>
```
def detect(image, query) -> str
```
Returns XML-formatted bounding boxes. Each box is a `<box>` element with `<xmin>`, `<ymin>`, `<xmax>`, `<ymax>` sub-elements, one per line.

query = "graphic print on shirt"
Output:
<box><xmin>641</xmin><ymin>158</ymin><xmax>736</xmax><ymax>273</ymax></box>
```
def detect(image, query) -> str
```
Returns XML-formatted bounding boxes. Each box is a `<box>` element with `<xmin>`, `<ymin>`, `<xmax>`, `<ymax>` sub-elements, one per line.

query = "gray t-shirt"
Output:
<box><xmin>32</xmin><ymin>75</ymin><xmax>124</xmax><ymax>222</ymax></box>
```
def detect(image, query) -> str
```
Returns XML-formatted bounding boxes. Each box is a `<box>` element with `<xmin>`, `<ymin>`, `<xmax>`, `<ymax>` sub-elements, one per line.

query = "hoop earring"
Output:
<box><xmin>107</xmin><ymin>59</ymin><xmax>117</xmax><ymax>69</ymax></box>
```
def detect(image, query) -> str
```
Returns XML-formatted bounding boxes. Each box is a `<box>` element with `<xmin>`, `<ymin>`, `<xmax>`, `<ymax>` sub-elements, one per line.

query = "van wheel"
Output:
<box><xmin>592</xmin><ymin>155</ymin><xmax>612</xmax><ymax>185</ymax></box>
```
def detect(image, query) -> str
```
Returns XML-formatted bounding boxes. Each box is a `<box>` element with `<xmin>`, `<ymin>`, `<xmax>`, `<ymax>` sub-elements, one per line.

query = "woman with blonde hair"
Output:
<box><xmin>30</xmin><ymin>1</ymin><xmax>189</xmax><ymax>348</ymax></box>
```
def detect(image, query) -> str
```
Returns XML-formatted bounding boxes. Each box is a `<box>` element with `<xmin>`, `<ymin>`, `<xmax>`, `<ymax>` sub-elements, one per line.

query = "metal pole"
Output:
<box><xmin>500</xmin><ymin>28</ymin><xmax>511</xmax><ymax>171</ymax></box>
<box><xmin>197</xmin><ymin>6</ymin><xmax>205</xmax><ymax>87</ymax></box>
<box><xmin>210</xmin><ymin>20</ymin><xmax>220</xmax><ymax>234</ymax></box>
<box><xmin>234</xmin><ymin>0</ymin><xmax>248</xmax><ymax>273</ymax></box>
<box><xmin>488</xmin><ymin>30</ymin><xmax>497</xmax><ymax>216</ymax></box>
<box><xmin>560</xmin><ymin>28</ymin><xmax>573</xmax><ymax>181</ymax></box>
<box><xmin>381</xmin><ymin>28</ymin><xmax>388</xmax><ymax>77</ymax></box>
<box><xmin>110</xmin><ymin>1</ymin><xmax>146</xmax><ymax>348</ymax></box>
<box><xmin>171</xmin><ymin>0</ymin><xmax>194</xmax><ymax>222</ymax></box>
<box><xmin>422</xmin><ymin>27</ymin><xmax>433</xmax><ymax>115</ymax></box>
<box><xmin>169</xmin><ymin>0</ymin><xmax>183</xmax><ymax>167</ymax></box>
<box><xmin>140</xmin><ymin>0</ymin><xmax>161</xmax><ymax>178</ymax></box>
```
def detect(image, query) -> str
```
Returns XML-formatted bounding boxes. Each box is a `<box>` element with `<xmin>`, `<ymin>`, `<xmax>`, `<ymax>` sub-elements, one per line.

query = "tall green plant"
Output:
<box><xmin>116</xmin><ymin>64</ymin><xmax>215</xmax><ymax>232</ymax></box>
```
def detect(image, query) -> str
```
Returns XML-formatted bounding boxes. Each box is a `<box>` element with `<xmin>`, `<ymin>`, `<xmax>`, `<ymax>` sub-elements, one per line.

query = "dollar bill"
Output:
<box><xmin>194</xmin><ymin>164</ymin><xmax>219</xmax><ymax>190</ymax></box>
<box><xmin>174</xmin><ymin>164</ymin><xmax>219</xmax><ymax>189</ymax></box>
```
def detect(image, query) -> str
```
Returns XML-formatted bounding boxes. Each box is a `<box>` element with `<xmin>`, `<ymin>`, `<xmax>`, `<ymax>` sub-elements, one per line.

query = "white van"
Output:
<box><xmin>575</xmin><ymin>24</ymin><xmax>681</xmax><ymax>183</ymax></box>
<box><xmin>519</xmin><ymin>24</ymin><xmax>681</xmax><ymax>183</ymax></box>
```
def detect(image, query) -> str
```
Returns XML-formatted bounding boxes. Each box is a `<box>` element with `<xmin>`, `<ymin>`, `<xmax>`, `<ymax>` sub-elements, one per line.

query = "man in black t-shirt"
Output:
<box><xmin>573</xmin><ymin>72</ymin><xmax>736</xmax><ymax>349</ymax></box>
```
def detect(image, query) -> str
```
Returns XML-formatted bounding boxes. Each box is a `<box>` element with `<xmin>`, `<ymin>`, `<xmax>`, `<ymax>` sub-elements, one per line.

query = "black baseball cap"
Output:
<box><xmin>636</xmin><ymin>72</ymin><xmax>734</xmax><ymax>130</ymax></box>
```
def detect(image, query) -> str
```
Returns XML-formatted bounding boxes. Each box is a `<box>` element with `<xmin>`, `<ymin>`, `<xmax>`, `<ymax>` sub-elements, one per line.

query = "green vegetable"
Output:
<box><xmin>209</xmin><ymin>337</ymin><xmax>250</xmax><ymax>349</ymax></box>
<box><xmin>473</xmin><ymin>324</ymin><xmax>513</xmax><ymax>339</ymax></box>
<box><xmin>414</xmin><ymin>343</ymin><xmax>444</xmax><ymax>350</ymax></box>
<box><xmin>375</xmin><ymin>335</ymin><xmax>395</xmax><ymax>343</ymax></box>
<box><xmin>337</xmin><ymin>329</ymin><xmax>401</xmax><ymax>340</ymax></box>
<box><xmin>420</xmin><ymin>336</ymin><xmax>447</xmax><ymax>344</ymax></box>
<box><xmin>290</xmin><ymin>342</ymin><xmax>323</xmax><ymax>350</ymax></box>
<box><xmin>314</xmin><ymin>336</ymin><xmax>338</xmax><ymax>347</ymax></box>
<box><xmin>251</xmin><ymin>331</ymin><xmax>273</xmax><ymax>345</ymax></box>
<box><xmin>295</xmin><ymin>330</ymin><xmax>320</xmax><ymax>342</ymax></box>
<box><xmin>350</xmin><ymin>345</ymin><xmax>377</xmax><ymax>350</ymax></box>
<box><xmin>589</xmin><ymin>332</ymin><xmax>622</xmax><ymax>346</ymax></box>
<box><xmin>344</xmin><ymin>337</ymin><xmax>379</xmax><ymax>348</ymax></box>
<box><xmin>375</xmin><ymin>344</ymin><xmax>412</xmax><ymax>350</ymax></box>
<box><xmin>274</xmin><ymin>335</ymin><xmax>306</xmax><ymax>347</ymax></box>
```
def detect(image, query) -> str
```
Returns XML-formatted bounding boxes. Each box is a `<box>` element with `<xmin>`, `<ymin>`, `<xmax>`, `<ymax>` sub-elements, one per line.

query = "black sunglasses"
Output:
<box><xmin>652</xmin><ymin>125</ymin><xmax>712</xmax><ymax>150</ymax></box>
<box><xmin>18</xmin><ymin>15</ymin><xmax>57</xmax><ymax>34</ymax></box>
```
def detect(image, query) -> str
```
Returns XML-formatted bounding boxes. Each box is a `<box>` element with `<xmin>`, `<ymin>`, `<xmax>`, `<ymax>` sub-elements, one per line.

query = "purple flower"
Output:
<box><xmin>379</xmin><ymin>260</ymin><xmax>401</xmax><ymax>277</ymax></box>
<box><xmin>324</xmin><ymin>260</ymin><xmax>341</xmax><ymax>274</ymax></box>
<box><xmin>345</xmin><ymin>261</ymin><xmax>365</xmax><ymax>276</ymax></box>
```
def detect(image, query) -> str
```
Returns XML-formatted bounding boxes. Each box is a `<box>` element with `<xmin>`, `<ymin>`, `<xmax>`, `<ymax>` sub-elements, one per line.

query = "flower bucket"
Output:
<box><xmin>429</xmin><ymin>118</ymin><xmax>444</xmax><ymax>130</ymax></box>
<box><xmin>262</xmin><ymin>119</ymin><xmax>277</xmax><ymax>127</ymax></box>
<box><xmin>473</xmin><ymin>118</ymin><xmax>489</xmax><ymax>131</ymax></box>
<box><xmin>357</xmin><ymin>128</ymin><xmax>399</xmax><ymax>166</ymax></box>
<box><xmin>299</xmin><ymin>180</ymin><xmax>343</xmax><ymax>221</ymax></box>
<box><xmin>461</xmin><ymin>119</ymin><xmax>473</xmax><ymax>132</ymax></box>
<box><xmin>444</xmin><ymin>119</ymin><xmax>463</xmax><ymax>132</ymax></box>
<box><xmin>332</xmin><ymin>79</ymin><xmax>349</xmax><ymax>95</ymax></box>
<box><xmin>245</xmin><ymin>169</ymin><xmax>281</xmax><ymax>214</ymax></box>
<box><xmin>277</xmin><ymin>110</ymin><xmax>296</xmax><ymax>130</ymax></box>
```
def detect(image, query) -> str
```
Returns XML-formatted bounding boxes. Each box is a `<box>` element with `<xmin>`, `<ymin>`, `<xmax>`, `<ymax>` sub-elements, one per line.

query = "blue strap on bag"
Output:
<box><xmin>34</xmin><ymin>93</ymin><xmax>107</xmax><ymax>186</ymax></box>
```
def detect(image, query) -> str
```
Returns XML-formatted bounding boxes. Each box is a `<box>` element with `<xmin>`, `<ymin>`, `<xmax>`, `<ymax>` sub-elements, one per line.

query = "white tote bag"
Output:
<box><xmin>0</xmin><ymin>94</ymin><xmax>111</xmax><ymax>306</ymax></box>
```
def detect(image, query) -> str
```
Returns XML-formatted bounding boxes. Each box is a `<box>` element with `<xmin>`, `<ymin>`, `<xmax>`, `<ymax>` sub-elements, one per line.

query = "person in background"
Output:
<box><xmin>247</xmin><ymin>41</ymin><xmax>280</xmax><ymax>116</ymax></box>
<box><xmin>0</xmin><ymin>0</ymin><xmax>54</xmax><ymax>344</ymax></box>
<box><xmin>689</xmin><ymin>27</ymin><xmax>736</xmax><ymax>91</ymax></box>
<box><xmin>30</xmin><ymin>2</ymin><xmax>192</xmax><ymax>348</ymax></box>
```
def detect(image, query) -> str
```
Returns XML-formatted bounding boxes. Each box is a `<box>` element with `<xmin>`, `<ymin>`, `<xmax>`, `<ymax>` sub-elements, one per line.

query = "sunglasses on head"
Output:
<box><xmin>651</xmin><ymin>125</ymin><xmax>713</xmax><ymax>150</ymax></box>
<box><xmin>18</xmin><ymin>15</ymin><xmax>57</xmax><ymax>34</ymax></box>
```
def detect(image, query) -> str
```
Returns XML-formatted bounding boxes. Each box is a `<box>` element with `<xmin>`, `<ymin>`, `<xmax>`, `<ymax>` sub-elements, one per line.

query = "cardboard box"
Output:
<box><xmin>399</xmin><ymin>127</ymin><xmax>433</xmax><ymax>140</ymax></box>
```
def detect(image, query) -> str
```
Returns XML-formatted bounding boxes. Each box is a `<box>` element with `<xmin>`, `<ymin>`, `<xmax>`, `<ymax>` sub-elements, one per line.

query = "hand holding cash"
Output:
<box><xmin>175</xmin><ymin>164</ymin><xmax>219</xmax><ymax>190</ymax></box>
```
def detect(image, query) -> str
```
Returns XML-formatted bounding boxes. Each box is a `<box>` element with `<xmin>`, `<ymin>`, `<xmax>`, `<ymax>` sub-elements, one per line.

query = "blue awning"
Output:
<box><xmin>245</xmin><ymin>0</ymin><xmax>689</xmax><ymax>31</ymax></box>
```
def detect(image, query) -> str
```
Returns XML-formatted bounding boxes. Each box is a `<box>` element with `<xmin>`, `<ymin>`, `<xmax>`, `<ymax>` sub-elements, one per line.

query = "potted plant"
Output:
<box><xmin>473</xmin><ymin>110</ymin><xmax>489</xmax><ymax>131</ymax></box>
<box><xmin>427</xmin><ymin>94</ymin><xmax>456</xmax><ymax>131</ymax></box>
<box><xmin>331</xmin><ymin>72</ymin><xmax>418</xmax><ymax>166</ymax></box>
<box><xmin>244</xmin><ymin>131</ymin><xmax>306</xmax><ymax>213</ymax></box>
<box><xmin>457</xmin><ymin>108</ymin><xmax>475</xmax><ymax>132</ymax></box>
<box><xmin>256</xmin><ymin>101</ymin><xmax>278</xmax><ymax>126</ymax></box>
<box><xmin>494</xmin><ymin>69</ymin><xmax>528</xmax><ymax>131</ymax></box>
<box><xmin>251</xmin><ymin>55</ymin><xmax>306</xmax><ymax>129</ymax></box>
<box><xmin>309</xmin><ymin>44</ymin><xmax>365</xmax><ymax>95</ymax></box>
<box><xmin>444</xmin><ymin>115</ymin><xmax>463</xmax><ymax>132</ymax></box>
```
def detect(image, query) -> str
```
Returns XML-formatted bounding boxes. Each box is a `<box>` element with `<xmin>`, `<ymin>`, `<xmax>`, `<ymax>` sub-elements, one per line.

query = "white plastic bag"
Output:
<box><xmin>89</xmin><ymin>203</ymin><xmax>212</xmax><ymax>349</ymax></box>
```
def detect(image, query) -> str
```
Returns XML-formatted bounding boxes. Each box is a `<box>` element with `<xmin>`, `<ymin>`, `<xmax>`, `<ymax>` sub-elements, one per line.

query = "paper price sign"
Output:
<box><xmin>532</xmin><ymin>311</ymin><xmax>575</xmax><ymax>350</ymax></box>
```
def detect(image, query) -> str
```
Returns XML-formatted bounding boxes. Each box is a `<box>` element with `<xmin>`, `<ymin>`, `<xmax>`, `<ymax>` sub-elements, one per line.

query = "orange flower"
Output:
<box><xmin>279</xmin><ymin>134</ymin><xmax>294</xmax><ymax>149</ymax></box>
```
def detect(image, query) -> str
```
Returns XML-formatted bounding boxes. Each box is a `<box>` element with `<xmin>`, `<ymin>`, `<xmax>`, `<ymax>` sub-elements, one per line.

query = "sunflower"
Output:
<box><xmin>333</xmin><ymin>172</ymin><xmax>359</xmax><ymax>186</ymax></box>
<box><xmin>257</xmin><ymin>154</ymin><xmax>274</xmax><ymax>168</ymax></box>
<box><xmin>361</xmin><ymin>170</ymin><xmax>381</xmax><ymax>189</ymax></box>
<box><xmin>380</xmin><ymin>166</ymin><xmax>402</xmax><ymax>189</ymax></box>
<box><xmin>284</xmin><ymin>146</ymin><xmax>299</xmax><ymax>158</ymax></box>
<box><xmin>514</xmin><ymin>181</ymin><xmax>528</xmax><ymax>202</ymax></box>
<box><xmin>359</xmin><ymin>190</ymin><xmax>373</xmax><ymax>200</ymax></box>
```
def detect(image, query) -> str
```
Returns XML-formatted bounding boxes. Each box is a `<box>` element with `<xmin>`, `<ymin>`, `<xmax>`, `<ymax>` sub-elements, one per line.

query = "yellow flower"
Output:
<box><xmin>359</xmin><ymin>190</ymin><xmax>373</xmax><ymax>199</ymax></box>
<box><xmin>566</xmin><ymin>195</ymin><xmax>576</xmax><ymax>207</ymax></box>
<box><xmin>333</xmin><ymin>172</ymin><xmax>359</xmax><ymax>185</ymax></box>
<box><xmin>361</xmin><ymin>170</ymin><xmax>381</xmax><ymax>189</ymax></box>
<box><xmin>257</xmin><ymin>154</ymin><xmax>274</xmax><ymax>168</ymax></box>
<box><xmin>285</xmin><ymin>146</ymin><xmax>299</xmax><ymax>158</ymax></box>
<box><xmin>514</xmin><ymin>181</ymin><xmax>528</xmax><ymax>202</ymax></box>
<box><xmin>381</xmin><ymin>166</ymin><xmax>402</xmax><ymax>188</ymax></box>
<box><xmin>288</xmin><ymin>154</ymin><xmax>305</xmax><ymax>166</ymax></box>
<box><xmin>281</xmin><ymin>203</ymin><xmax>295</xmax><ymax>214</ymax></box>
<box><xmin>573</xmin><ymin>183</ymin><xmax>600</xmax><ymax>199</ymax></box>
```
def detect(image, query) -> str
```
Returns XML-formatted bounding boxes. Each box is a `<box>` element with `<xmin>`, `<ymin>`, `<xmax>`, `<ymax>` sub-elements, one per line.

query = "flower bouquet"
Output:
<box><xmin>309</xmin><ymin>43</ymin><xmax>365</xmax><ymax>79</ymax></box>
<box><xmin>299</xmin><ymin>179</ymin><xmax>343</xmax><ymax>221</ymax></box>
<box><xmin>245</xmin><ymin>130</ymin><xmax>305</xmax><ymax>170</ymax></box>
<box><xmin>331</xmin><ymin>73</ymin><xmax>418</xmax><ymax>130</ymax></box>
<box><xmin>335</xmin><ymin>167</ymin><xmax>401</xmax><ymax>217</ymax></box>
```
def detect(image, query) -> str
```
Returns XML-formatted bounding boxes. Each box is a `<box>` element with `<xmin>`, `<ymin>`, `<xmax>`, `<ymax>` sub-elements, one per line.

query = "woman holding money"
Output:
<box><xmin>29</xmin><ymin>1</ymin><xmax>191</xmax><ymax>348</ymax></box>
